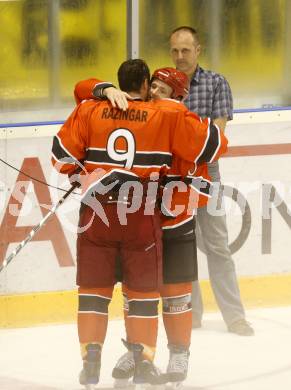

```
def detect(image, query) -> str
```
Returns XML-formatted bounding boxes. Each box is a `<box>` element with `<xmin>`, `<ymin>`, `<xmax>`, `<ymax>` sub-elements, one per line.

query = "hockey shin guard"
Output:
<box><xmin>160</xmin><ymin>282</ymin><xmax>192</xmax><ymax>348</ymax></box>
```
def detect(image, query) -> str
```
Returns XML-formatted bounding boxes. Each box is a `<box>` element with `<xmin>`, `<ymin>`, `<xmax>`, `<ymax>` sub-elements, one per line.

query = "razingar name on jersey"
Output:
<box><xmin>101</xmin><ymin>107</ymin><xmax>148</xmax><ymax>122</ymax></box>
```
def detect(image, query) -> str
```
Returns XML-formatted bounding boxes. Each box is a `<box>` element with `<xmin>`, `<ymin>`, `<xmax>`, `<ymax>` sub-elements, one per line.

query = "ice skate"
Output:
<box><xmin>79</xmin><ymin>343</ymin><xmax>101</xmax><ymax>390</ymax></box>
<box><xmin>112</xmin><ymin>339</ymin><xmax>135</xmax><ymax>388</ymax></box>
<box><xmin>132</xmin><ymin>343</ymin><xmax>166</xmax><ymax>389</ymax></box>
<box><xmin>168</xmin><ymin>382</ymin><xmax>183</xmax><ymax>390</ymax></box>
<box><xmin>165</xmin><ymin>345</ymin><xmax>189</xmax><ymax>389</ymax></box>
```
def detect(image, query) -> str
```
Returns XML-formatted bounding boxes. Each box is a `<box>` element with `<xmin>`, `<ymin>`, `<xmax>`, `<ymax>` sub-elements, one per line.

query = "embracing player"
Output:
<box><xmin>70</xmin><ymin>64</ymin><xmax>227</xmax><ymax>389</ymax></box>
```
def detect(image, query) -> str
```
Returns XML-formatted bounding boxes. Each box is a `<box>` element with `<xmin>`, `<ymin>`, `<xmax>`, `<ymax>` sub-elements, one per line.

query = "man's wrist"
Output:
<box><xmin>93</xmin><ymin>83</ymin><xmax>116</xmax><ymax>99</ymax></box>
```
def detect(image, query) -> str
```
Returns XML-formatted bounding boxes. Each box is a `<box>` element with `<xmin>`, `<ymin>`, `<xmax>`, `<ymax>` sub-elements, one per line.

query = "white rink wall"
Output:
<box><xmin>199</xmin><ymin>110</ymin><xmax>291</xmax><ymax>278</ymax></box>
<box><xmin>0</xmin><ymin>133</ymin><xmax>78</xmax><ymax>294</ymax></box>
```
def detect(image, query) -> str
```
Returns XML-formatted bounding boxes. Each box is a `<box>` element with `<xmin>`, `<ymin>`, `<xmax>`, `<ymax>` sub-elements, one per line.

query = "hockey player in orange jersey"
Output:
<box><xmin>73</xmin><ymin>67</ymin><xmax>218</xmax><ymax>387</ymax></box>
<box><xmin>60</xmin><ymin>61</ymin><xmax>227</xmax><ymax>388</ymax></box>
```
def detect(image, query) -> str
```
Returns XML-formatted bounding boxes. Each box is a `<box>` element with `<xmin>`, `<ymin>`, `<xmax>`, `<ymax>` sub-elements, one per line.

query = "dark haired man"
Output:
<box><xmin>53</xmin><ymin>59</ymin><xmax>228</xmax><ymax>389</ymax></box>
<box><xmin>74</xmin><ymin>67</ymin><xmax>212</xmax><ymax>387</ymax></box>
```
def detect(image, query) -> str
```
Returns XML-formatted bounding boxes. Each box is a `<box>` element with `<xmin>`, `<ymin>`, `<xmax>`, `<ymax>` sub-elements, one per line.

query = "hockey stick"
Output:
<box><xmin>0</xmin><ymin>182</ymin><xmax>79</xmax><ymax>273</ymax></box>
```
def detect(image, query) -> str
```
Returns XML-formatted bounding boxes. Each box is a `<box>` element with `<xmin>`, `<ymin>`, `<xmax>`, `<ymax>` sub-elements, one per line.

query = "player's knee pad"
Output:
<box><xmin>127</xmin><ymin>295</ymin><xmax>159</xmax><ymax>318</ymax></box>
<box><xmin>78</xmin><ymin>287</ymin><xmax>113</xmax><ymax>315</ymax></box>
<box><xmin>162</xmin><ymin>293</ymin><xmax>192</xmax><ymax>315</ymax></box>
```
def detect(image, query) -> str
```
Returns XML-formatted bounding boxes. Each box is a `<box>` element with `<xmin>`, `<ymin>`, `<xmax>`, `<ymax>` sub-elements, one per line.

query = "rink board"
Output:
<box><xmin>0</xmin><ymin>109</ymin><xmax>291</xmax><ymax>326</ymax></box>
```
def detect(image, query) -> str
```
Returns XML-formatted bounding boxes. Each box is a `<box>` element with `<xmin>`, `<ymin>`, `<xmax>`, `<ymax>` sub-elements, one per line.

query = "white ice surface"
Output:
<box><xmin>0</xmin><ymin>306</ymin><xmax>291</xmax><ymax>390</ymax></box>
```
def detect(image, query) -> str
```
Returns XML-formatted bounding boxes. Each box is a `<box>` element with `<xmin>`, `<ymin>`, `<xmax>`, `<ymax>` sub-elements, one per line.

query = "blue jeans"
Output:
<box><xmin>191</xmin><ymin>162</ymin><xmax>245</xmax><ymax>326</ymax></box>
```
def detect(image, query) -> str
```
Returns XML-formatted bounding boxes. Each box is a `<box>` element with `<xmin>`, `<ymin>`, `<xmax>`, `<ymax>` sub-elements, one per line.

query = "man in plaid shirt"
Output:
<box><xmin>170</xmin><ymin>26</ymin><xmax>254</xmax><ymax>336</ymax></box>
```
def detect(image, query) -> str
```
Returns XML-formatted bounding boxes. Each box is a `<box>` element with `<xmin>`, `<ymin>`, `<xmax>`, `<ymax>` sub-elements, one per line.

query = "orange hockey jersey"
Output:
<box><xmin>70</xmin><ymin>79</ymin><xmax>227</xmax><ymax>234</ymax></box>
<box><xmin>74</xmin><ymin>78</ymin><xmax>109</xmax><ymax>105</ymax></box>
<box><xmin>52</xmin><ymin>97</ymin><xmax>227</xmax><ymax>231</ymax></box>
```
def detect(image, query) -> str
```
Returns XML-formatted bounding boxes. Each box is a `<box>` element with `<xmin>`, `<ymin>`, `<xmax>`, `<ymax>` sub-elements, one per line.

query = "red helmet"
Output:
<box><xmin>151</xmin><ymin>67</ymin><xmax>189</xmax><ymax>100</ymax></box>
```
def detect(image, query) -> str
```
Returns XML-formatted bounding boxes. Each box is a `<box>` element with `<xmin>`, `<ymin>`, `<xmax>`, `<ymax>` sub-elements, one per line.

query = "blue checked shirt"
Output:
<box><xmin>183</xmin><ymin>65</ymin><xmax>233</xmax><ymax>121</ymax></box>
<box><xmin>183</xmin><ymin>65</ymin><xmax>233</xmax><ymax>182</ymax></box>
